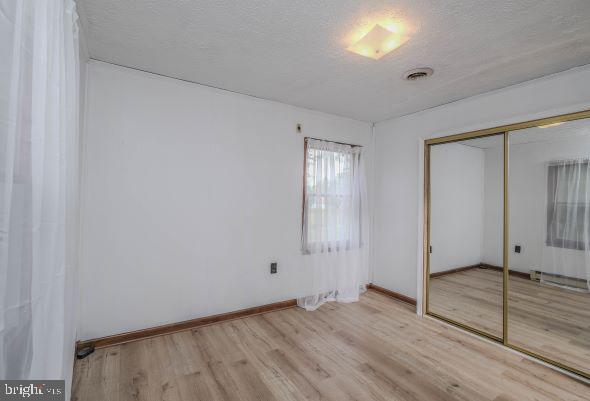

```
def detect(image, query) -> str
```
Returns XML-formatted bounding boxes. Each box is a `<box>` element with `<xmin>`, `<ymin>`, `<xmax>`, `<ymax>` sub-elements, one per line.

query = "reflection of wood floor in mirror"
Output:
<box><xmin>429</xmin><ymin>267</ymin><xmax>590</xmax><ymax>376</ymax></box>
<box><xmin>73</xmin><ymin>290</ymin><xmax>590</xmax><ymax>401</ymax></box>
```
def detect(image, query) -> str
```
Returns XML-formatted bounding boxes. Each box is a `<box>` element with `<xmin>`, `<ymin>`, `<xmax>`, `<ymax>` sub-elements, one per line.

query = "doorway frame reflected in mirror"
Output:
<box><xmin>423</xmin><ymin>108</ymin><xmax>590</xmax><ymax>380</ymax></box>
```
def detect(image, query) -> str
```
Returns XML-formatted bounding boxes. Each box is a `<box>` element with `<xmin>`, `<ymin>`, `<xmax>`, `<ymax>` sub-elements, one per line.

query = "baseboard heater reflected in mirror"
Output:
<box><xmin>424</xmin><ymin>108</ymin><xmax>590</xmax><ymax>380</ymax></box>
<box><xmin>529</xmin><ymin>270</ymin><xmax>589</xmax><ymax>291</ymax></box>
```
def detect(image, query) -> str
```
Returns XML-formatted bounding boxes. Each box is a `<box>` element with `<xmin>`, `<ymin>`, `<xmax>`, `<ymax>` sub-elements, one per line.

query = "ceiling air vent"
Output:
<box><xmin>403</xmin><ymin>67</ymin><xmax>433</xmax><ymax>81</ymax></box>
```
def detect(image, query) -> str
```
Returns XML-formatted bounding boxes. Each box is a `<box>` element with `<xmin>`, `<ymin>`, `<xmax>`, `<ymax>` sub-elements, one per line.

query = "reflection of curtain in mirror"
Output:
<box><xmin>543</xmin><ymin>159</ymin><xmax>590</xmax><ymax>292</ymax></box>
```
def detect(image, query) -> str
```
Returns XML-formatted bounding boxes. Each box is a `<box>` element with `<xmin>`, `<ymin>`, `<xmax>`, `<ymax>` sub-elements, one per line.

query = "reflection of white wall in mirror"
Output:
<box><xmin>430</xmin><ymin>143</ymin><xmax>484</xmax><ymax>273</ymax></box>
<box><xmin>482</xmin><ymin>129</ymin><xmax>590</xmax><ymax>279</ymax></box>
<box><xmin>482</xmin><ymin>145</ymin><xmax>504</xmax><ymax>266</ymax></box>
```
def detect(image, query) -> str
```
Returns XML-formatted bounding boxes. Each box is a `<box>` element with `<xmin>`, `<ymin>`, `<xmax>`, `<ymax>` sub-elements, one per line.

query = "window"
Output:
<box><xmin>546</xmin><ymin>160</ymin><xmax>590</xmax><ymax>250</ymax></box>
<box><xmin>301</xmin><ymin>138</ymin><xmax>363</xmax><ymax>254</ymax></box>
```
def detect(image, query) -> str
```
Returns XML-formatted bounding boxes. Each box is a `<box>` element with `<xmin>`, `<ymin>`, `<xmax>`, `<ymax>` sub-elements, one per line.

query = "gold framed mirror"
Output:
<box><xmin>424</xmin><ymin>109</ymin><xmax>590</xmax><ymax>380</ymax></box>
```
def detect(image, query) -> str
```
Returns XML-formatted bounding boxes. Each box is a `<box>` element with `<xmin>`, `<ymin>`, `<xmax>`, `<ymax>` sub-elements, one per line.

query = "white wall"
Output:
<box><xmin>482</xmin><ymin>144</ymin><xmax>504</xmax><ymax>267</ymax></box>
<box><xmin>78</xmin><ymin>61</ymin><xmax>372</xmax><ymax>340</ymax></box>
<box><xmin>429</xmin><ymin>144</ymin><xmax>484</xmax><ymax>273</ymax></box>
<box><xmin>373</xmin><ymin>65</ymin><xmax>590</xmax><ymax>299</ymax></box>
<box><xmin>482</xmin><ymin>133</ymin><xmax>590</xmax><ymax>280</ymax></box>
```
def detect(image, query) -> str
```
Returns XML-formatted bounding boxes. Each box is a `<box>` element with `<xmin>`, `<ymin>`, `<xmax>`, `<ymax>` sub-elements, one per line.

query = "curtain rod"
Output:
<box><xmin>304</xmin><ymin>137</ymin><xmax>362</xmax><ymax>148</ymax></box>
<box><xmin>547</xmin><ymin>157</ymin><xmax>590</xmax><ymax>166</ymax></box>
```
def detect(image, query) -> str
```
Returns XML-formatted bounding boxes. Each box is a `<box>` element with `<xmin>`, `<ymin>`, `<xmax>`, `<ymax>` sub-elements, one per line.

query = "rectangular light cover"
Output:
<box><xmin>347</xmin><ymin>24</ymin><xmax>408</xmax><ymax>60</ymax></box>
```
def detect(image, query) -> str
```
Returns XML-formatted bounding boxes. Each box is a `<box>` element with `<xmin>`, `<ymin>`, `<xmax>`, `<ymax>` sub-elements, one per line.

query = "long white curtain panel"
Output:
<box><xmin>0</xmin><ymin>0</ymin><xmax>80</xmax><ymax>379</ymax></box>
<box><xmin>299</xmin><ymin>139</ymin><xmax>369</xmax><ymax>310</ymax></box>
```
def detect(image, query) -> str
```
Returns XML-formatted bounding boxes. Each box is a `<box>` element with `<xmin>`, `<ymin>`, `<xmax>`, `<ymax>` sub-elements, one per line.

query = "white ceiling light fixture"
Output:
<box><xmin>347</xmin><ymin>23</ymin><xmax>410</xmax><ymax>60</ymax></box>
<box><xmin>403</xmin><ymin>67</ymin><xmax>434</xmax><ymax>81</ymax></box>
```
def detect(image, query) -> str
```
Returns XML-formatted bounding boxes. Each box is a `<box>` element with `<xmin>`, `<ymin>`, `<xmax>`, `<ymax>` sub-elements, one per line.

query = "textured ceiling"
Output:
<box><xmin>77</xmin><ymin>0</ymin><xmax>590</xmax><ymax>122</ymax></box>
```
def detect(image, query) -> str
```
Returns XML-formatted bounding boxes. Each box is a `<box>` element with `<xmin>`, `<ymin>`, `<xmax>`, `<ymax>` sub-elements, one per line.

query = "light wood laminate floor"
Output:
<box><xmin>73</xmin><ymin>290</ymin><xmax>590</xmax><ymax>401</ymax></box>
<box><xmin>429</xmin><ymin>267</ymin><xmax>590</xmax><ymax>375</ymax></box>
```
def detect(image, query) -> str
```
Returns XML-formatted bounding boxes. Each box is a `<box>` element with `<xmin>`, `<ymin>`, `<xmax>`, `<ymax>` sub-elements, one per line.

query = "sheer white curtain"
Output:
<box><xmin>298</xmin><ymin>139</ymin><xmax>369</xmax><ymax>310</ymax></box>
<box><xmin>542</xmin><ymin>159</ymin><xmax>590</xmax><ymax>291</ymax></box>
<box><xmin>1</xmin><ymin>0</ymin><xmax>80</xmax><ymax>379</ymax></box>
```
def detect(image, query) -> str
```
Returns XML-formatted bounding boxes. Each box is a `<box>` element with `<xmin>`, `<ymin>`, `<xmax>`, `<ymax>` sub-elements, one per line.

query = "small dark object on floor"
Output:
<box><xmin>76</xmin><ymin>345</ymin><xmax>95</xmax><ymax>359</ymax></box>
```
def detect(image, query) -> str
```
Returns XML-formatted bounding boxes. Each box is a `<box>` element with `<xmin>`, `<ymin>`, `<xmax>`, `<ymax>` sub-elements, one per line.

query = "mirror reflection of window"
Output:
<box><xmin>546</xmin><ymin>160</ymin><xmax>590</xmax><ymax>252</ymax></box>
<box><xmin>508</xmin><ymin>118</ymin><xmax>590</xmax><ymax>375</ymax></box>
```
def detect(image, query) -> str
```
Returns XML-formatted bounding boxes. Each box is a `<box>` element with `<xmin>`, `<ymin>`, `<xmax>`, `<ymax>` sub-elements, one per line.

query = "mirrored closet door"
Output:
<box><xmin>425</xmin><ymin>109</ymin><xmax>590</xmax><ymax>380</ymax></box>
<box><xmin>507</xmin><ymin>119</ymin><xmax>590</xmax><ymax>376</ymax></box>
<box><xmin>427</xmin><ymin>134</ymin><xmax>504</xmax><ymax>339</ymax></box>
